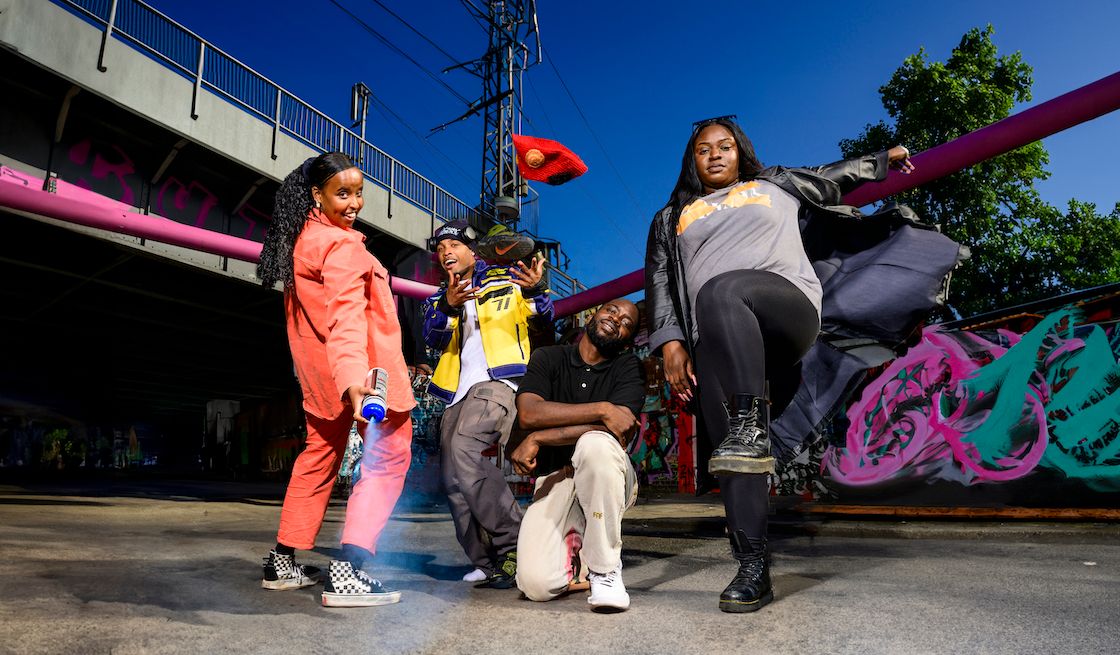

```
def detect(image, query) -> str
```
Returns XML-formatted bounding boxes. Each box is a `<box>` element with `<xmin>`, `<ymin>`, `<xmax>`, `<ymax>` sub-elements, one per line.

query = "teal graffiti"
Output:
<box><xmin>628</xmin><ymin>386</ymin><xmax>678</xmax><ymax>482</ymax></box>
<box><xmin>827</xmin><ymin>307</ymin><xmax>1120</xmax><ymax>491</ymax></box>
<box><xmin>1038</xmin><ymin>322</ymin><xmax>1120</xmax><ymax>486</ymax></box>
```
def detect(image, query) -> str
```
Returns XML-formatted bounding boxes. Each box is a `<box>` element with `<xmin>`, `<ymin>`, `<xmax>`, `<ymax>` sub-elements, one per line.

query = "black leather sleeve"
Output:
<box><xmin>644</xmin><ymin>210</ymin><xmax>685</xmax><ymax>354</ymax></box>
<box><xmin>806</xmin><ymin>151</ymin><xmax>890</xmax><ymax>196</ymax></box>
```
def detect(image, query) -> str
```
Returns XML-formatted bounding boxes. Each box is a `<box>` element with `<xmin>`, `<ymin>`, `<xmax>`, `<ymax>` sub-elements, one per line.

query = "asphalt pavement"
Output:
<box><xmin>1</xmin><ymin>479</ymin><xmax>1117</xmax><ymax>655</ymax></box>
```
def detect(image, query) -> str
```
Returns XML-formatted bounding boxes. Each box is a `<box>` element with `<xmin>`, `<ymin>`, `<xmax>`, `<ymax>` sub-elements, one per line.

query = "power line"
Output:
<box><xmin>523</xmin><ymin>74</ymin><xmax>642</xmax><ymax>255</ymax></box>
<box><xmin>364</xmin><ymin>0</ymin><xmax>460</xmax><ymax>64</ymax></box>
<box><xmin>542</xmin><ymin>49</ymin><xmax>645</xmax><ymax>217</ymax></box>
<box><xmin>369</xmin><ymin>101</ymin><xmax>442</xmax><ymax>175</ymax></box>
<box><xmin>369</xmin><ymin>94</ymin><xmax>477</xmax><ymax>191</ymax></box>
<box><xmin>573</xmin><ymin>182</ymin><xmax>645</xmax><ymax>257</ymax></box>
<box><xmin>327</xmin><ymin>0</ymin><xmax>470</xmax><ymax>105</ymax></box>
<box><xmin>524</xmin><ymin>74</ymin><xmax>562</xmax><ymax>137</ymax></box>
<box><xmin>458</xmin><ymin>0</ymin><xmax>492</xmax><ymax>34</ymax></box>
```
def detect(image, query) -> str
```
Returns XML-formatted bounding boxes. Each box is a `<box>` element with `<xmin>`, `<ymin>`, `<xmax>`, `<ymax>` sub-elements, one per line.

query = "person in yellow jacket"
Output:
<box><xmin>422</xmin><ymin>221</ymin><xmax>553</xmax><ymax>588</ymax></box>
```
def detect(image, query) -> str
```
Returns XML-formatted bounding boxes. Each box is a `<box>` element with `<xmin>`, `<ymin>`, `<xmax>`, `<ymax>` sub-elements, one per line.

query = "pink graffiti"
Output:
<box><xmin>824</xmin><ymin>327</ymin><xmax>1051</xmax><ymax>486</ymax></box>
<box><xmin>68</xmin><ymin>140</ymin><xmax>137</xmax><ymax>206</ymax></box>
<box><xmin>65</xmin><ymin>138</ymin><xmax>270</xmax><ymax>242</ymax></box>
<box><xmin>931</xmin><ymin>387</ymin><xmax>1050</xmax><ymax>482</ymax></box>
<box><xmin>234</xmin><ymin>203</ymin><xmax>270</xmax><ymax>241</ymax></box>
<box><xmin>629</xmin><ymin>406</ymin><xmax>676</xmax><ymax>482</ymax></box>
<box><xmin>155</xmin><ymin>177</ymin><xmax>221</xmax><ymax>229</ymax></box>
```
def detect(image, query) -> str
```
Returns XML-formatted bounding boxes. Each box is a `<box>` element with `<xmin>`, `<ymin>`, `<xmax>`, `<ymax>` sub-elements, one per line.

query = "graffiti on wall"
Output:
<box><xmin>822</xmin><ymin>305</ymin><xmax>1120</xmax><ymax>493</ymax></box>
<box><xmin>626</xmin><ymin>355</ymin><xmax>680</xmax><ymax>486</ymax></box>
<box><xmin>404</xmin><ymin>374</ymin><xmax>446</xmax><ymax>496</ymax></box>
<box><xmin>63</xmin><ymin>138</ymin><xmax>270</xmax><ymax>241</ymax></box>
<box><xmin>0</xmin><ymin>419</ymin><xmax>156</xmax><ymax>470</ymax></box>
<box><xmin>67</xmin><ymin>139</ymin><xmax>139</xmax><ymax>206</ymax></box>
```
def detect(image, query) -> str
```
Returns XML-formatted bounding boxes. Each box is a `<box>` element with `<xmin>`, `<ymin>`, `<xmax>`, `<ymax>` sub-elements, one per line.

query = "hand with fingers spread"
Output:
<box><xmin>510</xmin><ymin>256</ymin><xmax>547</xmax><ymax>290</ymax></box>
<box><xmin>445</xmin><ymin>271</ymin><xmax>479</xmax><ymax>307</ymax></box>
<box><xmin>887</xmin><ymin>145</ymin><xmax>915</xmax><ymax>174</ymax></box>
<box><xmin>661</xmin><ymin>340</ymin><xmax>697</xmax><ymax>402</ymax></box>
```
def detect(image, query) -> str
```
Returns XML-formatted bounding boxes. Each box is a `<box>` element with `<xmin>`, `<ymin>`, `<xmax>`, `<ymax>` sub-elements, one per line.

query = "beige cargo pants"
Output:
<box><xmin>516</xmin><ymin>430</ymin><xmax>638</xmax><ymax>601</ymax></box>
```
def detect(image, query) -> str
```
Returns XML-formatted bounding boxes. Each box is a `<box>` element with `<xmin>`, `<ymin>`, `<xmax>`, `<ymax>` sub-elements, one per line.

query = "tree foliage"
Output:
<box><xmin>840</xmin><ymin>25</ymin><xmax>1120</xmax><ymax>317</ymax></box>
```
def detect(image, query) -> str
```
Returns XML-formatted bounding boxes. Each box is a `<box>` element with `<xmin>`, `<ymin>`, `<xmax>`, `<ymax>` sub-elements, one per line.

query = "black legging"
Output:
<box><xmin>692</xmin><ymin>269</ymin><xmax>819</xmax><ymax>539</ymax></box>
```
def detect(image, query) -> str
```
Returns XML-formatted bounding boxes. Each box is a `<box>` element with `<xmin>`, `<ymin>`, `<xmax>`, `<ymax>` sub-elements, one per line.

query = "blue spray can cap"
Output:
<box><xmin>361</xmin><ymin>400</ymin><xmax>386</xmax><ymax>422</ymax></box>
<box><xmin>360</xmin><ymin>368</ymin><xmax>389</xmax><ymax>422</ymax></box>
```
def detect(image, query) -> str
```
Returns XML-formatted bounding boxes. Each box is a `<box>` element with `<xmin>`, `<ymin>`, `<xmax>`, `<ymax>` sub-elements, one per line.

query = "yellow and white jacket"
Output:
<box><xmin>422</xmin><ymin>261</ymin><xmax>553</xmax><ymax>403</ymax></box>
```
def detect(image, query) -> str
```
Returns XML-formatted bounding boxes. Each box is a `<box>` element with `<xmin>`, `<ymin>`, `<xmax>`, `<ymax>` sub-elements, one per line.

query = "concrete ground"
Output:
<box><xmin>1</xmin><ymin>479</ymin><xmax>1117</xmax><ymax>655</ymax></box>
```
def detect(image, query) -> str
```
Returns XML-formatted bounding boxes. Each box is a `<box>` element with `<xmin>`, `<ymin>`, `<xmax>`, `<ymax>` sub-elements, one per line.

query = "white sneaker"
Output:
<box><xmin>587</xmin><ymin>564</ymin><xmax>629</xmax><ymax>612</ymax></box>
<box><xmin>462</xmin><ymin>567</ymin><xmax>488</xmax><ymax>582</ymax></box>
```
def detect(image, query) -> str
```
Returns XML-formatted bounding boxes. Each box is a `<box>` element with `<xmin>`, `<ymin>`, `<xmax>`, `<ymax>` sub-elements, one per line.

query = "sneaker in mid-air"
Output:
<box><xmin>474</xmin><ymin>231</ymin><xmax>536</xmax><ymax>264</ymax></box>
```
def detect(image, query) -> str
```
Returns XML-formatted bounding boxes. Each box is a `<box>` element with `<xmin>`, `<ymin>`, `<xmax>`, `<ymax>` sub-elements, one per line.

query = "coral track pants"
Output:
<box><xmin>277</xmin><ymin>409</ymin><xmax>412</xmax><ymax>552</ymax></box>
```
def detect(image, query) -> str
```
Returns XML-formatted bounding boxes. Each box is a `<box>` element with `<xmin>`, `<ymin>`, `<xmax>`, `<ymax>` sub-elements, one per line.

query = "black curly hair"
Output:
<box><xmin>257</xmin><ymin>151</ymin><xmax>356</xmax><ymax>288</ymax></box>
<box><xmin>664</xmin><ymin>117</ymin><xmax>764</xmax><ymax>221</ymax></box>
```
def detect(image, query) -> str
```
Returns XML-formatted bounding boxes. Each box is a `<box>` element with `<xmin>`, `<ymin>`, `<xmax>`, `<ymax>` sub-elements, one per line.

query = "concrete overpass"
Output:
<box><xmin>0</xmin><ymin>0</ymin><xmax>563</xmax><ymax>468</ymax></box>
<box><xmin>0</xmin><ymin>0</ymin><xmax>485</xmax><ymax>265</ymax></box>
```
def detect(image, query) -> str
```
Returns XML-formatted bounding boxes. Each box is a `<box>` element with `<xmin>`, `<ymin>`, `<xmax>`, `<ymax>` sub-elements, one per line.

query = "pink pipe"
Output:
<box><xmin>0</xmin><ymin>168</ymin><xmax>438</xmax><ymax>299</ymax></box>
<box><xmin>390</xmin><ymin>275</ymin><xmax>438</xmax><ymax>299</ymax></box>
<box><xmin>553</xmin><ymin>269</ymin><xmax>643</xmax><ymax>317</ymax></box>
<box><xmin>555</xmin><ymin>70</ymin><xmax>1120</xmax><ymax>316</ymax></box>
<box><xmin>0</xmin><ymin>170</ymin><xmax>265</xmax><ymax>261</ymax></box>
<box><xmin>843</xmin><ymin>70</ymin><xmax>1120</xmax><ymax>206</ymax></box>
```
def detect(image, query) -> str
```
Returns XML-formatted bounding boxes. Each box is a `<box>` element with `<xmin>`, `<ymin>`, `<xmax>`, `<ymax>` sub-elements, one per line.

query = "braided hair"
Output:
<box><xmin>257</xmin><ymin>151</ymin><xmax>356</xmax><ymax>288</ymax></box>
<box><xmin>664</xmin><ymin>117</ymin><xmax>763</xmax><ymax>222</ymax></box>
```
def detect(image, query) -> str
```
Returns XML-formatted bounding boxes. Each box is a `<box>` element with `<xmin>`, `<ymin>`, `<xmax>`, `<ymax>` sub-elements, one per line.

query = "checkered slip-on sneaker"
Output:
<box><xmin>261</xmin><ymin>550</ymin><xmax>321</xmax><ymax>591</ymax></box>
<box><xmin>321</xmin><ymin>560</ymin><xmax>401</xmax><ymax>607</ymax></box>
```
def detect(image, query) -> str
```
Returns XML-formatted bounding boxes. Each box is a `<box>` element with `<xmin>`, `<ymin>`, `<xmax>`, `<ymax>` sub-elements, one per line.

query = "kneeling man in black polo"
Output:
<box><xmin>509</xmin><ymin>298</ymin><xmax>644</xmax><ymax>612</ymax></box>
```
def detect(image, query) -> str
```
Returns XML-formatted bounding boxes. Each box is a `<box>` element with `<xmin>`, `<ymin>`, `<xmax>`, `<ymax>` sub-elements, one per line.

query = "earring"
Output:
<box><xmin>315</xmin><ymin>201</ymin><xmax>321</xmax><ymax>209</ymax></box>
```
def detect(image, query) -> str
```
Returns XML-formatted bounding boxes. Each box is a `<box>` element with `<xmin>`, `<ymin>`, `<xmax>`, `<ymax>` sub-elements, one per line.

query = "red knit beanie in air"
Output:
<box><xmin>512</xmin><ymin>134</ymin><xmax>588</xmax><ymax>185</ymax></box>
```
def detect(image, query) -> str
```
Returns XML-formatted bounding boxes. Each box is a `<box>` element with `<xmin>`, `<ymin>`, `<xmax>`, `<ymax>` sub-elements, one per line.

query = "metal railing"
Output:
<box><xmin>57</xmin><ymin>0</ymin><xmax>483</xmax><ymax>229</ymax></box>
<box><xmin>546</xmin><ymin>267</ymin><xmax>586</xmax><ymax>299</ymax></box>
<box><xmin>53</xmin><ymin>0</ymin><xmax>585</xmax><ymax>296</ymax></box>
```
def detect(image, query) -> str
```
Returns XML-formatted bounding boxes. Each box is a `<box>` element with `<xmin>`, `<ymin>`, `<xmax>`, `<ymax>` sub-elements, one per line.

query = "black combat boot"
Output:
<box><xmin>719</xmin><ymin>530</ymin><xmax>773</xmax><ymax>613</ymax></box>
<box><xmin>708</xmin><ymin>393</ymin><xmax>774</xmax><ymax>475</ymax></box>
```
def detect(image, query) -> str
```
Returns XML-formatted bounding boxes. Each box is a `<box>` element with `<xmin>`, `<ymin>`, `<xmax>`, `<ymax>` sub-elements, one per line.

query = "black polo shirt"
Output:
<box><xmin>515</xmin><ymin>344</ymin><xmax>644</xmax><ymax>475</ymax></box>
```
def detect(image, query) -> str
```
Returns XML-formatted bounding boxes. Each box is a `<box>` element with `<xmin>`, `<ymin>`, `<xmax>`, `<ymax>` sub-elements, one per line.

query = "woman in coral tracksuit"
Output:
<box><xmin>257</xmin><ymin>151</ymin><xmax>415</xmax><ymax>608</ymax></box>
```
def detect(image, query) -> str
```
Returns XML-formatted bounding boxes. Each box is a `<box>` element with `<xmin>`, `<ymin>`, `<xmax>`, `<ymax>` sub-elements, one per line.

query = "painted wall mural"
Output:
<box><xmin>819</xmin><ymin>296</ymin><xmax>1120</xmax><ymax>498</ymax></box>
<box><xmin>627</xmin><ymin>355</ymin><xmax>681</xmax><ymax>489</ymax></box>
<box><xmin>62</xmin><ymin>138</ymin><xmax>271</xmax><ymax>242</ymax></box>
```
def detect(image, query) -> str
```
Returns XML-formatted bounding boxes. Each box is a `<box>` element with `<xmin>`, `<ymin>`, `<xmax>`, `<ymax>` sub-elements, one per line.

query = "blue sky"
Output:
<box><xmin>147</xmin><ymin>0</ymin><xmax>1120</xmax><ymax>288</ymax></box>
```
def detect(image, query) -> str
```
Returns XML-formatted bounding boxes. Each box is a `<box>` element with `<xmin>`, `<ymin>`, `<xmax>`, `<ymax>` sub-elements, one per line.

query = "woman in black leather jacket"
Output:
<box><xmin>644</xmin><ymin>115</ymin><xmax>912</xmax><ymax>613</ymax></box>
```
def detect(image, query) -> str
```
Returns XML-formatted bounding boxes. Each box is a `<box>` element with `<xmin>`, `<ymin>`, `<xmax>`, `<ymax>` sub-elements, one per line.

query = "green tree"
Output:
<box><xmin>839</xmin><ymin>25</ymin><xmax>1120</xmax><ymax>317</ymax></box>
<box><xmin>1034</xmin><ymin>199</ymin><xmax>1120</xmax><ymax>296</ymax></box>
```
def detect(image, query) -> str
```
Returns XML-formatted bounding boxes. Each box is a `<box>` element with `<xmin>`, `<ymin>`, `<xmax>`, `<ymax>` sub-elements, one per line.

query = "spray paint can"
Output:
<box><xmin>360</xmin><ymin>368</ymin><xmax>390</xmax><ymax>422</ymax></box>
